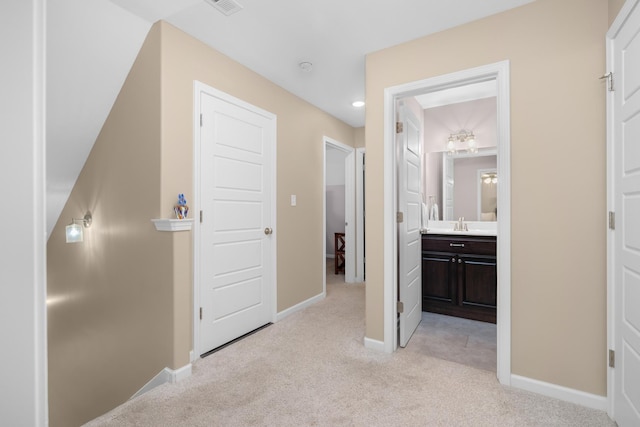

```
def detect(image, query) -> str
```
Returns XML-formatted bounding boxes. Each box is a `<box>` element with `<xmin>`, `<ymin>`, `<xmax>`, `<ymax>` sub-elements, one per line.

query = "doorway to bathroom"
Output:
<box><xmin>386</xmin><ymin>61</ymin><xmax>511</xmax><ymax>383</ymax></box>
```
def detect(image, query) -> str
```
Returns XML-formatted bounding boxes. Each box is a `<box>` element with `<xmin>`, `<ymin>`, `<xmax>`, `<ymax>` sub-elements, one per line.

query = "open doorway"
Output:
<box><xmin>401</xmin><ymin>87</ymin><xmax>499</xmax><ymax>372</ymax></box>
<box><xmin>323</xmin><ymin>137</ymin><xmax>356</xmax><ymax>293</ymax></box>
<box><xmin>384</xmin><ymin>61</ymin><xmax>511</xmax><ymax>384</ymax></box>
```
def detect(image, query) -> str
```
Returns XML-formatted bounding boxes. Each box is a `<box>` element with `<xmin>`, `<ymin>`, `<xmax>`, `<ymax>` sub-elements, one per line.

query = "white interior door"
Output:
<box><xmin>199</xmin><ymin>89</ymin><xmax>275</xmax><ymax>355</ymax></box>
<box><xmin>344</xmin><ymin>150</ymin><xmax>355</xmax><ymax>282</ymax></box>
<box><xmin>609</xmin><ymin>1</ymin><xmax>640</xmax><ymax>425</ymax></box>
<box><xmin>398</xmin><ymin>104</ymin><xmax>423</xmax><ymax>347</ymax></box>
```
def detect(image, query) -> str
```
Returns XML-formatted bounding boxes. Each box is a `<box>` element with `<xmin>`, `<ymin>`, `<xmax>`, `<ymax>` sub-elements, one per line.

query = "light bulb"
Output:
<box><xmin>65</xmin><ymin>223</ymin><xmax>83</xmax><ymax>243</ymax></box>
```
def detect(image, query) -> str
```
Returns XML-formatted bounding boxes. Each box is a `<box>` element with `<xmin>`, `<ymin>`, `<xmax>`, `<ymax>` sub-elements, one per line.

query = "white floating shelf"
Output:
<box><xmin>151</xmin><ymin>218</ymin><xmax>194</xmax><ymax>232</ymax></box>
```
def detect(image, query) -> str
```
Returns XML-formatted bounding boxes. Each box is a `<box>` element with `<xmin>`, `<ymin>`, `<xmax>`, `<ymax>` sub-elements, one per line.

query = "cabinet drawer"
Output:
<box><xmin>422</xmin><ymin>234</ymin><xmax>496</xmax><ymax>256</ymax></box>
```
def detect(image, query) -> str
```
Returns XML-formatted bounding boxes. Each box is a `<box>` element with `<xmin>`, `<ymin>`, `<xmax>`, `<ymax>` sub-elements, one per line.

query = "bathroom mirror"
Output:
<box><xmin>418</xmin><ymin>87</ymin><xmax>498</xmax><ymax>223</ymax></box>
<box><xmin>424</xmin><ymin>148</ymin><xmax>496</xmax><ymax>222</ymax></box>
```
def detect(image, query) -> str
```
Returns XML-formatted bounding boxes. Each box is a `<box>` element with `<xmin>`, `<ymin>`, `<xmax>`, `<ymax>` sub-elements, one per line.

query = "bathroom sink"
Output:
<box><xmin>421</xmin><ymin>228</ymin><xmax>497</xmax><ymax>236</ymax></box>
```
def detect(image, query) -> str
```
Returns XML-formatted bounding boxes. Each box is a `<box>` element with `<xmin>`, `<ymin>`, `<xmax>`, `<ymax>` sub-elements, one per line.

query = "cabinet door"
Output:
<box><xmin>458</xmin><ymin>255</ymin><xmax>497</xmax><ymax>309</ymax></box>
<box><xmin>422</xmin><ymin>252</ymin><xmax>455</xmax><ymax>303</ymax></box>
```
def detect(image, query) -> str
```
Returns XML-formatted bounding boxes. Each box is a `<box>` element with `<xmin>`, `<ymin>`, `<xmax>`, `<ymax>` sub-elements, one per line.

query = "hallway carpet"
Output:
<box><xmin>85</xmin><ymin>281</ymin><xmax>613</xmax><ymax>427</ymax></box>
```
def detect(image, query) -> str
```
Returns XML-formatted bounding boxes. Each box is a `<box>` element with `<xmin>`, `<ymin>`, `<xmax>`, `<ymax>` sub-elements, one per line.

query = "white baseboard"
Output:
<box><xmin>510</xmin><ymin>374</ymin><xmax>607</xmax><ymax>411</ymax></box>
<box><xmin>130</xmin><ymin>363</ymin><xmax>192</xmax><ymax>400</ymax></box>
<box><xmin>364</xmin><ymin>336</ymin><xmax>385</xmax><ymax>352</ymax></box>
<box><xmin>276</xmin><ymin>291</ymin><xmax>325</xmax><ymax>322</ymax></box>
<box><xmin>172</xmin><ymin>363</ymin><xmax>192</xmax><ymax>383</ymax></box>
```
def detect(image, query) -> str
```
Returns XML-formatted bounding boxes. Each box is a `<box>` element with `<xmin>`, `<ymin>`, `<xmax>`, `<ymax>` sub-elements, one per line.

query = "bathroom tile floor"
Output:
<box><xmin>408</xmin><ymin>311</ymin><xmax>497</xmax><ymax>372</ymax></box>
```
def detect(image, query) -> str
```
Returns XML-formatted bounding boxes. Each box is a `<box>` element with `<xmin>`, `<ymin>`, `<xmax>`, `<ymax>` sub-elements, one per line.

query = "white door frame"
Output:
<box><xmin>356</xmin><ymin>147</ymin><xmax>366</xmax><ymax>282</ymax></box>
<box><xmin>323</xmin><ymin>136</ymin><xmax>356</xmax><ymax>289</ymax></box>
<box><xmin>606</xmin><ymin>0</ymin><xmax>640</xmax><ymax>419</ymax></box>
<box><xmin>192</xmin><ymin>81</ymin><xmax>278</xmax><ymax>360</ymax></box>
<box><xmin>382</xmin><ymin>61</ymin><xmax>512</xmax><ymax>385</ymax></box>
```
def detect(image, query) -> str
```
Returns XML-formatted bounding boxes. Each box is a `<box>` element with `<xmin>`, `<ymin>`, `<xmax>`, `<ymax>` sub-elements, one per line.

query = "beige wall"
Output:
<box><xmin>354</xmin><ymin>126</ymin><xmax>365</xmax><ymax>148</ymax></box>
<box><xmin>365</xmin><ymin>0</ymin><xmax>609</xmax><ymax>396</ymax></box>
<box><xmin>47</xmin><ymin>20</ymin><xmax>356</xmax><ymax>425</ymax></box>
<box><xmin>158</xmin><ymin>21</ymin><xmax>355</xmax><ymax>313</ymax></box>
<box><xmin>609</xmin><ymin>0</ymin><xmax>626</xmax><ymax>26</ymax></box>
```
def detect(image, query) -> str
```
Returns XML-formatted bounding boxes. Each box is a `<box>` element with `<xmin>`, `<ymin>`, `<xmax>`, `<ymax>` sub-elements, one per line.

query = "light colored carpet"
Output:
<box><xmin>85</xmin><ymin>278</ymin><xmax>614</xmax><ymax>426</ymax></box>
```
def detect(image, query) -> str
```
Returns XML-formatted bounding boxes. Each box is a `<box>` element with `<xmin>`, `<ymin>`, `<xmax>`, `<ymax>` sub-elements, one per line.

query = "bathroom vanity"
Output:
<box><xmin>421</xmin><ymin>231</ymin><xmax>496</xmax><ymax>323</ymax></box>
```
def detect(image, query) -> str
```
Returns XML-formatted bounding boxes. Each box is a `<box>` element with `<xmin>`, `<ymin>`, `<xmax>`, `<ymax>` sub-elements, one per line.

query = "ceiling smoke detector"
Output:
<box><xmin>299</xmin><ymin>62</ymin><xmax>313</xmax><ymax>72</ymax></box>
<box><xmin>205</xmin><ymin>0</ymin><xmax>243</xmax><ymax>16</ymax></box>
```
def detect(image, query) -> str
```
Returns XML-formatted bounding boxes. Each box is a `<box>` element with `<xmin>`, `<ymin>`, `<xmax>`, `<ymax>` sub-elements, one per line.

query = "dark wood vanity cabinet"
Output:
<box><xmin>422</xmin><ymin>234</ymin><xmax>497</xmax><ymax>323</ymax></box>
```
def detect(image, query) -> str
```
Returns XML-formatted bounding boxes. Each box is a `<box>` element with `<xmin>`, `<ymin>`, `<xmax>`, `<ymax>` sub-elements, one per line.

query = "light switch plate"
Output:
<box><xmin>290</xmin><ymin>195</ymin><xmax>297</xmax><ymax>206</ymax></box>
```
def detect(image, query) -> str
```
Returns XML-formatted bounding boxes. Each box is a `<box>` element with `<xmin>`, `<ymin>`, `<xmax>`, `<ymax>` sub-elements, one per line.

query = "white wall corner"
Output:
<box><xmin>276</xmin><ymin>292</ymin><xmax>325</xmax><ymax>322</ymax></box>
<box><xmin>510</xmin><ymin>374</ymin><xmax>608</xmax><ymax>412</ymax></box>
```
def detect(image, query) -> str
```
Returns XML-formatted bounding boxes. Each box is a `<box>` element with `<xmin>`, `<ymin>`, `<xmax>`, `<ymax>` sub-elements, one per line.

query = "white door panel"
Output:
<box><xmin>610</xmin><ymin>1</ymin><xmax>640</xmax><ymax>424</ymax></box>
<box><xmin>398</xmin><ymin>103</ymin><xmax>423</xmax><ymax>347</ymax></box>
<box><xmin>199</xmin><ymin>89</ymin><xmax>275</xmax><ymax>355</ymax></box>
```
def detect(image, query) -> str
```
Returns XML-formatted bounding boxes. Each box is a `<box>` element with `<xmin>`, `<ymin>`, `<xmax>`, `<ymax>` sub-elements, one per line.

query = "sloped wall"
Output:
<box><xmin>47</xmin><ymin>25</ymin><xmax>172</xmax><ymax>427</ymax></box>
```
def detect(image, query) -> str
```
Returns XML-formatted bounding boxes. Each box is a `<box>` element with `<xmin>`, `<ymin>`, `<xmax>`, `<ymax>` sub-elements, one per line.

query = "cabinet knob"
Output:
<box><xmin>458</xmin><ymin>259</ymin><xmax>462</xmax><ymax>263</ymax></box>
<box><xmin>451</xmin><ymin>258</ymin><xmax>455</xmax><ymax>262</ymax></box>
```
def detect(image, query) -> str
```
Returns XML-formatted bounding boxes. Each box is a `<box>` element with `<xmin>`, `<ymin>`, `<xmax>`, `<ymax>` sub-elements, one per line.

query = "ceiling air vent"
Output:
<box><xmin>205</xmin><ymin>0</ymin><xmax>243</xmax><ymax>16</ymax></box>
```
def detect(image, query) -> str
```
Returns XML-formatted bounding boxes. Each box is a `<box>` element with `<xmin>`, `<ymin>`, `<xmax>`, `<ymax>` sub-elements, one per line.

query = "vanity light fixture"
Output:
<box><xmin>447</xmin><ymin>129</ymin><xmax>477</xmax><ymax>155</ymax></box>
<box><xmin>65</xmin><ymin>211</ymin><xmax>92</xmax><ymax>243</ymax></box>
<box><xmin>482</xmin><ymin>173</ymin><xmax>498</xmax><ymax>185</ymax></box>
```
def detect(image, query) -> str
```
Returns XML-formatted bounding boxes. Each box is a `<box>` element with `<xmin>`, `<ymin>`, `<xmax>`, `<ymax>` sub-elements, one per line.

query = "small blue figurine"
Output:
<box><xmin>174</xmin><ymin>194</ymin><xmax>189</xmax><ymax>219</ymax></box>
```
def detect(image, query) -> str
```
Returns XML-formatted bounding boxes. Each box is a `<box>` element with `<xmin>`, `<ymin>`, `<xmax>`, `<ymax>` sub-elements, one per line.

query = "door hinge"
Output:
<box><xmin>199</xmin><ymin>307</ymin><xmax>203</xmax><ymax>320</ymax></box>
<box><xmin>397</xmin><ymin>301</ymin><xmax>404</xmax><ymax>314</ymax></box>
<box><xmin>600</xmin><ymin>72</ymin><xmax>614</xmax><ymax>92</ymax></box>
<box><xmin>396</xmin><ymin>122</ymin><xmax>403</xmax><ymax>133</ymax></box>
<box><xmin>609</xmin><ymin>349</ymin><xmax>615</xmax><ymax>368</ymax></box>
<box><xmin>200</xmin><ymin>113</ymin><xmax>203</xmax><ymax>127</ymax></box>
<box><xmin>200</xmin><ymin>210</ymin><xmax>203</xmax><ymax>223</ymax></box>
<box><xmin>608</xmin><ymin>211</ymin><xmax>615</xmax><ymax>230</ymax></box>
<box><xmin>397</xmin><ymin>212</ymin><xmax>404</xmax><ymax>223</ymax></box>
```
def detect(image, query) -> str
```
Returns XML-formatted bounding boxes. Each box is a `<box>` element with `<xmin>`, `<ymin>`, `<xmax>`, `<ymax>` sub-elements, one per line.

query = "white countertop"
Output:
<box><xmin>421</xmin><ymin>220</ymin><xmax>497</xmax><ymax>237</ymax></box>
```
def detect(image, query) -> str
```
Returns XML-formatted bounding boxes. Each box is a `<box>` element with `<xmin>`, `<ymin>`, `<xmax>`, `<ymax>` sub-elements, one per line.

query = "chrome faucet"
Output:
<box><xmin>453</xmin><ymin>217</ymin><xmax>468</xmax><ymax>231</ymax></box>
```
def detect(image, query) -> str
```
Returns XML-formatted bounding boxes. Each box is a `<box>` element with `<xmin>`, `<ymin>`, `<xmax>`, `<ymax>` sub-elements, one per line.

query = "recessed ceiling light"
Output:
<box><xmin>299</xmin><ymin>62</ymin><xmax>313</xmax><ymax>72</ymax></box>
<box><xmin>352</xmin><ymin>101</ymin><xmax>365</xmax><ymax>108</ymax></box>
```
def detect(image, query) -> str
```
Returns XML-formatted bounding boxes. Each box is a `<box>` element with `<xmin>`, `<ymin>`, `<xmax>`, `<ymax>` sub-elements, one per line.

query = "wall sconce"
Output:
<box><xmin>65</xmin><ymin>211</ymin><xmax>92</xmax><ymax>243</ymax></box>
<box><xmin>447</xmin><ymin>129</ymin><xmax>477</xmax><ymax>155</ymax></box>
<box><xmin>482</xmin><ymin>172</ymin><xmax>498</xmax><ymax>184</ymax></box>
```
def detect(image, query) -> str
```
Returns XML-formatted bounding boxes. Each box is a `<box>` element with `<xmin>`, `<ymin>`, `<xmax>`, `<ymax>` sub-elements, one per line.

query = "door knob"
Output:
<box><xmin>264</xmin><ymin>227</ymin><xmax>273</xmax><ymax>235</ymax></box>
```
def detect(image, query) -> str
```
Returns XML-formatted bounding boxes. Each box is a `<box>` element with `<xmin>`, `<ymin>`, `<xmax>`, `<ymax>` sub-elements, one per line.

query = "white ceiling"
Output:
<box><xmin>110</xmin><ymin>0</ymin><xmax>533</xmax><ymax>128</ymax></box>
<box><xmin>46</xmin><ymin>0</ymin><xmax>533</xmax><ymax>236</ymax></box>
